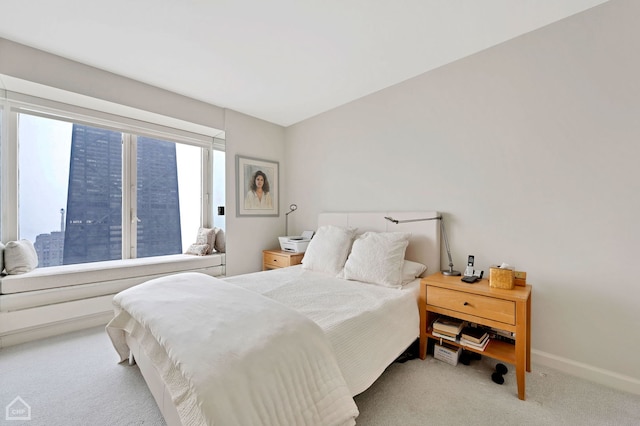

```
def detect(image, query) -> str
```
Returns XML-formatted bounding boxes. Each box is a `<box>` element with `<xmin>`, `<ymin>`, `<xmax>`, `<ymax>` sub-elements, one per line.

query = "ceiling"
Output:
<box><xmin>1</xmin><ymin>0</ymin><xmax>608</xmax><ymax>127</ymax></box>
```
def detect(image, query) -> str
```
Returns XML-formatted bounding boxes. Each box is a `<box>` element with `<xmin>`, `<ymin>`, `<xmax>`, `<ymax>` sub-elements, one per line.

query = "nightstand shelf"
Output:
<box><xmin>420</xmin><ymin>272</ymin><xmax>532</xmax><ymax>400</ymax></box>
<box><xmin>426</xmin><ymin>330</ymin><xmax>516</xmax><ymax>365</ymax></box>
<box><xmin>262</xmin><ymin>249</ymin><xmax>304</xmax><ymax>270</ymax></box>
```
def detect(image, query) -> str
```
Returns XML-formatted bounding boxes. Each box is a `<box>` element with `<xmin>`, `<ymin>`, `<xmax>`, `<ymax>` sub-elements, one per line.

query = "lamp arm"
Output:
<box><xmin>440</xmin><ymin>219</ymin><xmax>454</xmax><ymax>267</ymax></box>
<box><xmin>285</xmin><ymin>204</ymin><xmax>298</xmax><ymax>236</ymax></box>
<box><xmin>383</xmin><ymin>214</ymin><xmax>460</xmax><ymax>276</ymax></box>
<box><xmin>439</xmin><ymin>217</ymin><xmax>461</xmax><ymax>276</ymax></box>
<box><xmin>384</xmin><ymin>216</ymin><xmax>439</xmax><ymax>224</ymax></box>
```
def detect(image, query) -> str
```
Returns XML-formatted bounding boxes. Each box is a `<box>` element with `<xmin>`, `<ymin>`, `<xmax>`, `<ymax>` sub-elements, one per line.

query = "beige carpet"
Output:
<box><xmin>1</xmin><ymin>326</ymin><xmax>639</xmax><ymax>425</ymax></box>
<box><xmin>354</xmin><ymin>354</ymin><xmax>640</xmax><ymax>425</ymax></box>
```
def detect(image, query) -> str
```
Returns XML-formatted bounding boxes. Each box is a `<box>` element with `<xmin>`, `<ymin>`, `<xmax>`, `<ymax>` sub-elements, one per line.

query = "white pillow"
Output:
<box><xmin>4</xmin><ymin>240</ymin><xmax>39</xmax><ymax>275</ymax></box>
<box><xmin>185</xmin><ymin>243</ymin><xmax>211</xmax><ymax>256</ymax></box>
<box><xmin>214</xmin><ymin>228</ymin><xmax>226</xmax><ymax>253</ymax></box>
<box><xmin>302</xmin><ymin>225</ymin><xmax>356</xmax><ymax>276</ymax></box>
<box><xmin>342</xmin><ymin>232</ymin><xmax>411</xmax><ymax>288</ymax></box>
<box><xmin>195</xmin><ymin>227</ymin><xmax>215</xmax><ymax>254</ymax></box>
<box><xmin>194</xmin><ymin>227</ymin><xmax>226</xmax><ymax>253</ymax></box>
<box><xmin>402</xmin><ymin>260</ymin><xmax>428</xmax><ymax>285</ymax></box>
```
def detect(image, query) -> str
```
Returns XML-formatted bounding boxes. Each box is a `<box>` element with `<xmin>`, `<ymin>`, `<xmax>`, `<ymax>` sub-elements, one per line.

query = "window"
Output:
<box><xmin>2</xmin><ymin>99</ymin><xmax>224</xmax><ymax>268</ymax></box>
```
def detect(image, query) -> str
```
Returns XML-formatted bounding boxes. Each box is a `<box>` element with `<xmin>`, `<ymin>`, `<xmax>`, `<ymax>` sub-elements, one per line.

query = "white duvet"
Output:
<box><xmin>107</xmin><ymin>272</ymin><xmax>358</xmax><ymax>426</ymax></box>
<box><xmin>225</xmin><ymin>266</ymin><xmax>420</xmax><ymax>396</ymax></box>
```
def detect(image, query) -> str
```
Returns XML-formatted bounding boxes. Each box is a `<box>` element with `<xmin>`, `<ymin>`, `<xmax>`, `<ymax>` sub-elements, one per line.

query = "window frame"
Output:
<box><xmin>1</xmin><ymin>92</ymin><xmax>223</xmax><ymax>262</ymax></box>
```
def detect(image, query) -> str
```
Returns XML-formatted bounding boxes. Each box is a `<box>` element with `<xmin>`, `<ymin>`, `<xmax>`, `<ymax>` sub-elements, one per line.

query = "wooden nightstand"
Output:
<box><xmin>419</xmin><ymin>272</ymin><xmax>532</xmax><ymax>400</ymax></box>
<box><xmin>262</xmin><ymin>249</ymin><xmax>304</xmax><ymax>271</ymax></box>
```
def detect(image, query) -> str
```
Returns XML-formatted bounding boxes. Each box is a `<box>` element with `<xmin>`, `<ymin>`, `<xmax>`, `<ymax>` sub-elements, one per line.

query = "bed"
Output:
<box><xmin>106</xmin><ymin>211</ymin><xmax>441</xmax><ymax>425</ymax></box>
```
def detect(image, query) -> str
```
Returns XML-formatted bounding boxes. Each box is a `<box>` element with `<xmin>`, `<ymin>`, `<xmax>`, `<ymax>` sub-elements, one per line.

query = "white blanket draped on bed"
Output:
<box><xmin>225</xmin><ymin>266</ymin><xmax>420</xmax><ymax>396</ymax></box>
<box><xmin>106</xmin><ymin>272</ymin><xmax>358</xmax><ymax>426</ymax></box>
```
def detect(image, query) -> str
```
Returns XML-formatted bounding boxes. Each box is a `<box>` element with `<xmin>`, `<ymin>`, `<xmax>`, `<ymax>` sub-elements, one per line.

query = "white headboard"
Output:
<box><xmin>318</xmin><ymin>211</ymin><xmax>441</xmax><ymax>278</ymax></box>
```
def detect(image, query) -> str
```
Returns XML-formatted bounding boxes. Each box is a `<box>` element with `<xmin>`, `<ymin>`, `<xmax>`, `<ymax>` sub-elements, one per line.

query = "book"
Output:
<box><xmin>489</xmin><ymin>327</ymin><xmax>515</xmax><ymax>339</ymax></box>
<box><xmin>460</xmin><ymin>326</ymin><xmax>489</xmax><ymax>344</ymax></box>
<box><xmin>486</xmin><ymin>327</ymin><xmax>515</xmax><ymax>344</ymax></box>
<box><xmin>430</xmin><ymin>328</ymin><xmax>458</xmax><ymax>338</ymax></box>
<box><xmin>460</xmin><ymin>334</ymin><xmax>490</xmax><ymax>351</ymax></box>
<box><xmin>432</xmin><ymin>331</ymin><xmax>459</xmax><ymax>343</ymax></box>
<box><xmin>490</xmin><ymin>333</ymin><xmax>515</xmax><ymax>345</ymax></box>
<box><xmin>432</xmin><ymin>316</ymin><xmax>465</xmax><ymax>335</ymax></box>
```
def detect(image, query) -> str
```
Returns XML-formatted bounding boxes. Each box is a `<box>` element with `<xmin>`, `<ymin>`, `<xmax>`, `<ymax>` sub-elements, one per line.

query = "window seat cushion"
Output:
<box><xmin>0</xmin><ymin>253</ymin><xmax>225</xmax><ymax>295</ymax></box>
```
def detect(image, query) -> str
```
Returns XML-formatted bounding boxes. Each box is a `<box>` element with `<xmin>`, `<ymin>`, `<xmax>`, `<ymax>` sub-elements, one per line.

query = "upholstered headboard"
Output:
<box><xmin>318</xmin><ymin>211</ymin><xmax>441</xmax><ymax>278</ymax></box>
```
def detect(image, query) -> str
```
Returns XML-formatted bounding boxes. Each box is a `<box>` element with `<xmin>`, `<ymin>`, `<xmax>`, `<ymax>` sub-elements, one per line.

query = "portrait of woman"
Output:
<box><xmin>244</xmin><ymin>170</ymin><xmax>273</xmax><ymax>209</ymax></box>
<box><xmin>236</xmin><ymin>155</ymin><xmax>279</xmax><ymax>216</ymax></box>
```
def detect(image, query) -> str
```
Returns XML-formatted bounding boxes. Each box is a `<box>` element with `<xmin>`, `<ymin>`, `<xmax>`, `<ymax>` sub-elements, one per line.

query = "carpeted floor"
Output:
<box><xmin>0</xmin><ymin>327</ymin><xmax>164</xmax><ymax>426</ymax></box>
<box><xmin>1</xmin><ymin>326</ymin><xmax>639</xmax><ymax>425</ymax></box>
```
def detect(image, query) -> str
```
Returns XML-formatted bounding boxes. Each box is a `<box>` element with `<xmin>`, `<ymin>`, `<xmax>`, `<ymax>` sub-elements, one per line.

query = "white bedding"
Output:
<box><xmin>224</xmin><ymin>265</ymin><xmax>420</xmax><ymax>396</ymax></box>
<box><xmin>107</xmin><ymin>272</ymin><xmax>358</xmax><ymax>426</ymax></box>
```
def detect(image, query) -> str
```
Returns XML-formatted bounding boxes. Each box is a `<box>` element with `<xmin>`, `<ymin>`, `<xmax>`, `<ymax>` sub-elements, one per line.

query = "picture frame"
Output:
<box><xmin>236</xmin><ymin>155</ymin><xmax>279</xmax><ymax>217</ymax></box>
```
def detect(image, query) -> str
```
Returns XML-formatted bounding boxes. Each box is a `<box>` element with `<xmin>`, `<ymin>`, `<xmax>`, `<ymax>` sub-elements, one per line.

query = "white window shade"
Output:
<box><xmin>7</xmin><ymin>90</ymin><xmax>220</xmax><ymax>149</ymax></box>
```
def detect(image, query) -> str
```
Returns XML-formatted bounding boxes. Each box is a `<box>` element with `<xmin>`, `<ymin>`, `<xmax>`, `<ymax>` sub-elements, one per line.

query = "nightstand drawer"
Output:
<box><xmin>427</xmin><ymin>286</ymin><xmax>515</xmax><ymax>325</ymax></box>
<box><xmin>263</xmin><ymin>252</ymin><xmax>288</xmax><ymax>268</ymax></box>
<box><xmin>262</xmin><ymin>250</ymin><xmax>304</xmax><ymax>270</ymax></box>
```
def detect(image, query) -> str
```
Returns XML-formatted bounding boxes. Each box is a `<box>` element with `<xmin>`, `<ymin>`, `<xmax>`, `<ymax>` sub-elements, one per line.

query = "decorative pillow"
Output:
<box><xmin>195</xmin><ymin>227</ymin><xmax>215</xmax><ymax>254</ymax></box>
<box><xmin>401</xmin><ymin>260</ymin><xmax>428</xmax><ymax>285</ymax></box>
<box><xmin>185</xmin><ymin>243</ymin><xmax>211</xmax><ymax>256</ymax></box>
<box><xmin>301</xmin><ymin>225</ymin><xmax>356</xmax><ymax>276</ymax></box>
<box><xmin>4</xmin><ymin>240</ymin><xmax>39</xmax><ymax>275</ymax></box>
<box><xmin>342</xmin><ymin>232</ymin><xmax>411</xmax><ymax>288</ymax></box>
<box><xmin>214</xmin><ymin>227</ymin><xmax>226</xmax><ymax>253</ymax></box>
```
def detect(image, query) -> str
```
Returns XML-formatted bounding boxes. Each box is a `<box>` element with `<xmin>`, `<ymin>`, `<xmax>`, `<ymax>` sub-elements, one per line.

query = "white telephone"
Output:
<box><xmin>464</xmin><ymin>255</ymin><xmax>475</xmax><ymax>277</ymax></box>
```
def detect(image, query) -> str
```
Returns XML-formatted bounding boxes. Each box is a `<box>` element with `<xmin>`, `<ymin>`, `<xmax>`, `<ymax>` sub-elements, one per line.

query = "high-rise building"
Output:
<box><xmin>135</xmin><ymin>136</ymin><xmax>183</xmax><ymax>258</ymax></box>
<box><xmin>34</xmin><ymin>231</ymin><xmax>65</xmax><ymax>267</ymax></box>
<box><xmin>34</xmin><ymin>209</ymin><xmax>66</xmax><ymax>267</ymax></box>
<box><xmin>63</xmin><ymin>125</ymin><xmax>181</xmax><ymax>265</ymax></box>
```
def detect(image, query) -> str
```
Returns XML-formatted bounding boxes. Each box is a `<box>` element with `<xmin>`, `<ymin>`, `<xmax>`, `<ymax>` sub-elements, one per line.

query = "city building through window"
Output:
<box><xmin>4</xmin><ymin>109</ymin><xmax>224</xmax><ymax>268</ymax></box>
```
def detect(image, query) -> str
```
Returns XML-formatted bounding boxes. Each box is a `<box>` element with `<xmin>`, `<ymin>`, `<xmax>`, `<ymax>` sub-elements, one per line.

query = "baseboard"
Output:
<box><xmin>532</xmin><ymin>349</ymin><xmax>640</xmax><ymax>396</ymax></box>
<box><xmin>0</xmin><ymin>311</ymin><xmax>113</xmax><ymax>348</ymax></box>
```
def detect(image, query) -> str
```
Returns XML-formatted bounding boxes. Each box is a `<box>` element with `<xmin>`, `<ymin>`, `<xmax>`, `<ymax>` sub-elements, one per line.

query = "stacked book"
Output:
<box><xmin>459</xmin><ymin>326</ymin><xmax>490</xmax><ymax>351</ymax></box>
<box><xmin>431</xmin><ymin>316</ymin><xmax>466</xmax><ymax>343</ymax></box>
<box><xmin>488</xmin><ymin>327</ymin><xmax>515</xmax><ymax>344</ymax></box>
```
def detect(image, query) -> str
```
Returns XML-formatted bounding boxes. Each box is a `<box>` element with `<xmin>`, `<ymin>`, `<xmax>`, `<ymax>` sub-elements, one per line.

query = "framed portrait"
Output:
<box><xmin>236</xmin><ymin>155</ymin><xmax>279</xmax><ymax>217</ymax></box>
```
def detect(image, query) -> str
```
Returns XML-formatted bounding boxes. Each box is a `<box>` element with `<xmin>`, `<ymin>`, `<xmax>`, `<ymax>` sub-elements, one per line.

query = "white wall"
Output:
<box><xmin>223</xmin><ymin>110</ymin><xmax>286</xmax><ymax>276</ymax></box>
<box><xmin>285</xmin><ymin>0</ymin><xmax>640</xmax><ymax>393</ymax></box>
<box><xmin>0</xmin><ymin>38</ymin><xmax>225</xmax><ymax>131</ymax></box>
